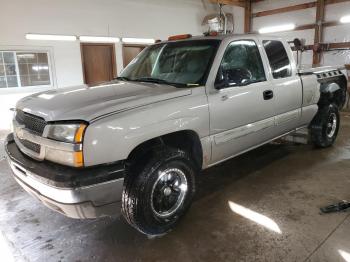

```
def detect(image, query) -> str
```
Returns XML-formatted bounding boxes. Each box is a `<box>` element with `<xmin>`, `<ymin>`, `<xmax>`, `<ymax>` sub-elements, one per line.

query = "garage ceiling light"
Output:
<box><xmin>26</xmin><ymin>34</ymin><xmax>77</xmax><ymax>41</ymax></box>
<box><xmin>258</xmin><ymin>24</ymin><xmax>295</xmax><ymax>34</ymax></box>
<box><xmin>122</xmin><ymin>38</ymin><xmax>155</xmax><ymax>44</ymax></box>
<box><xmin>340</xmin><ymin>15</ymin><xmax>350</xmax><ymax>24</ymax></box>
<box><xmin>79</xmin><ymin>36</ymin><xmax>120</xmax><ymax>43</ymax></box>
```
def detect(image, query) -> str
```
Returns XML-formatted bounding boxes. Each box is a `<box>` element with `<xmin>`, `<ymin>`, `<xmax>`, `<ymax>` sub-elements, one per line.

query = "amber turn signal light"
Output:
<box><xmin>74</xmin><ymin>124</ymin><xmax>87</xmax><ymax>143</ymax></box>
<box><xmin>168</xmin><ymin>34</ymin><xmax>192</xmax><ymax>41</ymax></box>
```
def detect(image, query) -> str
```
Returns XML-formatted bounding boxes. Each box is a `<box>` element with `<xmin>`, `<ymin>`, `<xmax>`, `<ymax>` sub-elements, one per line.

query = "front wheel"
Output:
<box><xmin>122</xmin><ymin>148</ymin><xmax>196</xmax><ymax>236</ymax></box>
<box><xmin>310</xmin><ymin>104</ymin><xmax>340</xmax><ymax>148</ymax></box>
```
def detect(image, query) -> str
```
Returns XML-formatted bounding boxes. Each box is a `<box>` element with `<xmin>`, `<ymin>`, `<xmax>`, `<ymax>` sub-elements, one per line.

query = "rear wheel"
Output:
<box><xmin>122</xmin><ymin>147</ymin><xmax>196</xmax><ymax>236</ymax></box>
<box><xmin>310</xmin><ymin>104</ymin><xmax>340</xmax><ymax>148</ymax></box>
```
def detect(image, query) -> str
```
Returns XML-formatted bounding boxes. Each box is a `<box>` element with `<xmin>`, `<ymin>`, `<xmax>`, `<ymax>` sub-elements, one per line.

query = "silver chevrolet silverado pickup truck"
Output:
<box><xmin>5</xmin><ymin>34</ymin><xmax>348</xmax><ymax>236</ymax></box>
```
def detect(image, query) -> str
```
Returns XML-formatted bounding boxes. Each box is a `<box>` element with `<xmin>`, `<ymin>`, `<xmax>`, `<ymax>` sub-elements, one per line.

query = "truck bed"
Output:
<box><xmin>298</xmin><ymin>65</ymin><xmax>346</xmax><ymax>76</ymax></box>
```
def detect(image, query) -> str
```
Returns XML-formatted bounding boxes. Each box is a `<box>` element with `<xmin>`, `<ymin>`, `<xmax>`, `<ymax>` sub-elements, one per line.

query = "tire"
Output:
<box><xmin>122</xmin><ymin>147</ymin><xmax>196</xmax><ymax>236</ymax></box>
<box><xmin>310</xmin><ymin>103</ymin><xmax>340</xmax><ymax>148</ymax></box>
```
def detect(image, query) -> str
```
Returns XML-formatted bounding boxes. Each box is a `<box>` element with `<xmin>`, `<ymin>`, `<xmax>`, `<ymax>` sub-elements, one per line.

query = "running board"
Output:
<box><xmin>279</xmin><ymin>127</ymin><xmax>310</xmax><ymax>145</ymax></box>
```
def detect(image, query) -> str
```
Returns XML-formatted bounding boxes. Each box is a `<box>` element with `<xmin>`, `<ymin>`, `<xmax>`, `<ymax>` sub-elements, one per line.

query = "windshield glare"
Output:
<box><xmin>120</xmin><ymin>40</ymin><xmax>221</xmax><ymax>86</ymax></box>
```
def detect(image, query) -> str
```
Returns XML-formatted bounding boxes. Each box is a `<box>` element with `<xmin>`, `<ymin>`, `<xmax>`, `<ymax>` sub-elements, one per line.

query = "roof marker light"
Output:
<box><xmin>168</xmin><ymin>34</ymin><xmax>192</xmax><ymax>41</ymax></box>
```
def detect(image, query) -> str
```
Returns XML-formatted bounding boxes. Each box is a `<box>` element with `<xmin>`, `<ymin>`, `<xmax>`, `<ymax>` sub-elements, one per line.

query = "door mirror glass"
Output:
<box><xmin>214</xmin><ymin>40</ymin><xmax>266</xmax><ymax>90</ymax></box>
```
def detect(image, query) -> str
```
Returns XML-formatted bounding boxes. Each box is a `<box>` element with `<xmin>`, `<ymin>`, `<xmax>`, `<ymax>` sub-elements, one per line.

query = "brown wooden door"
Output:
<box><xmin>123</xmin><ymin>44</ymin><xmax>146</xmax><ymax>67</ymax></box>
<box><xmin>81</xmin><ymin>43</ymin><xmax>116</xmax><ymax>85</ymax></box>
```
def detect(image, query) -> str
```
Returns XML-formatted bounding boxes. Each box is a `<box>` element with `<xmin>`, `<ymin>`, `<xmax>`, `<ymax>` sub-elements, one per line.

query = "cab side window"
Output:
<box><xmin>263</xmin><ymin>40</ymin><xmax>292</xmax><ymax>79</ymax></box>
<box><xmin>216</xmin><ymin>40</ymin><xmax>266</xmax><ymax>88</ymax></box>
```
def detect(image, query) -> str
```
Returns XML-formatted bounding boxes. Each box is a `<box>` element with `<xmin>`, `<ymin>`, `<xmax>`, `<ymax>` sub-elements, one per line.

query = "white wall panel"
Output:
<box><xmin>252</xmin><ymin>9</ymin><xmax>315</xmax><ymax>32</ymax></box>
<box><xmin>322</xmin><ymin>51</ymin><xmax>350</xmax><ymax>66</ymax></box>
<box><xmin>324</xmin><ymin>24</ymin><xmax>350</xmax><ymax>43</ymax></box>
<box><xmin>323</xmin><ymin>3</ymin><xmax>350</xmax><ymax>66</ymax></box>
<box><xmin>252</xmin><ymin>0</ymin><xmax>313</xmax><ymax>13</ymax></box>
<box><xmin>324</xmin><ymin>2</ymin><xmax>350</xmax><ymax>21</ymax></box>
<box><xmin>323</xmin><ymin>24</ymin><xmax>350</xmax><ymax>66</ymax></box>
<box><xmin>276</xmin><ymin>29</ymin><xmax>315</xmax><ymax>45</ymax></box>
<box><xmin>232</xmin><ymin>6</ymin><xmax>245</xmax><ymax>34</ymax></box>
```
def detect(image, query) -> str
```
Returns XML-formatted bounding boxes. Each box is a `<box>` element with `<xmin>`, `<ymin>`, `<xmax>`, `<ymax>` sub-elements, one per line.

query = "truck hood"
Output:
<box><xmin>16</xmin><ymin>81</ymin><xmax>192</xmax><ymax>122</ymax></box>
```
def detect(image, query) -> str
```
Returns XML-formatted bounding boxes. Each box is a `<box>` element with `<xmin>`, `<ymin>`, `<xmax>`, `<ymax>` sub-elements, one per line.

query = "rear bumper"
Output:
<box><xmin>5</xmin><ymin>134</ymin><xmax>125</xmax><ymax>219</ymax></box>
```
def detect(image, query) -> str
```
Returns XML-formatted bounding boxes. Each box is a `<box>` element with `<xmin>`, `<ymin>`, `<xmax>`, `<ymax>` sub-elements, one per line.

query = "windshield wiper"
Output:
<box><xmin>115</xmin><ymin>76</ymin><xmax>131</xmax><ymax>81</ymax></box>
<box><xmin>133</xmin><ymin>77</ymin><xmax>169</xmax><ymax>84</ymax></box>
<box><xmin>133</xmin><ymin>77</ymin><xmax>188</xmax><ymax>87</ymax></box>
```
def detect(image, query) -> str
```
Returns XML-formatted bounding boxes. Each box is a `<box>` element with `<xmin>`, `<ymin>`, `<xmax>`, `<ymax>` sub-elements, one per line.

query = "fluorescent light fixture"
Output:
<box><xmin>259</xmin><ymin>24</ymin><xmax>295</xmax><ymax>34</ymax></box>
<box><xmin>122</xmin><ymin>38</ymin><xmax>155</xmax><ymax>44</ymax></box>
<box><xmin>26</xmin><ymin>33</ymin><xmax>77</xmax><ymax>41</ymax></box>
<box><xmin>79</xmin><ymin>36</ymin><xmax>120</xmax><ymax>43</ymax></box>
<box><xmin>340</xmin><ymin>15</ymin><xmax>350</xmax><ymax>24</ymax></box>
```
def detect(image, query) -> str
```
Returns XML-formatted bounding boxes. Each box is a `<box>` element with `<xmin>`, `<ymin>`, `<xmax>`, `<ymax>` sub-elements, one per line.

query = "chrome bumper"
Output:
<box><xmin>5</xmin><ymin>134</ymin><xmax>125</xmax><ymax>219</ymax></box>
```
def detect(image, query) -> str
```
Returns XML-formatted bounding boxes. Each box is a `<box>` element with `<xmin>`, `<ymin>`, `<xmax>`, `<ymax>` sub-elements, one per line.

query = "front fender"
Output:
<box><xmin>82</xmin><ymin>90</ymin><xmax>209</xmax><ymax>166</ymax></box>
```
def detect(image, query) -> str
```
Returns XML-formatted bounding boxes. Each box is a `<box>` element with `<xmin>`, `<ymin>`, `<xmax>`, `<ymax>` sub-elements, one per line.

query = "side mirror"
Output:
<box><xmin>293</xmin><ymin>38</ymin><xmax>305</xmax><ymax>52</ymax></box>
<box><xmin>214</xmin><ymin>73</ymin><xmax>228</xmax><ymax>89</ymax></box>
<box><xmin>215</xmin><ymin>68</ymin><xmax>252</xmax><ymax>89</ymax></box>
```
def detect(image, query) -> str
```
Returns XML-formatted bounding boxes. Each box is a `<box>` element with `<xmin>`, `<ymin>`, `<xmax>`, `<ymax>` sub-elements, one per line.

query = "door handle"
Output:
<box><xmin>263</xmin><ymin>90</ymin><xmax>274</xmax><ymax>100</ymax></box>
<box><xmin>221</xmin><ymin>94</ymin><xmax>228</xmax><ymax>101</ymax></box>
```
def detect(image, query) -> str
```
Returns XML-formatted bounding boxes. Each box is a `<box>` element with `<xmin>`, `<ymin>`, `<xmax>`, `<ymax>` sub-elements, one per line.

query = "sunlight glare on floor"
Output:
<box><xmin>228</xmin><ymin>201</ymin><xmax>282</xmax><ymax>234</ymax></box>
<box><xmin>339</xmin><ymin>249</ymin><xmax>350</xmax><ymax>262</ymax></box>
<box><xmin>0</xmin><ymin>231</ymin><xmax>14</xmax><ymax>262</ymax></box>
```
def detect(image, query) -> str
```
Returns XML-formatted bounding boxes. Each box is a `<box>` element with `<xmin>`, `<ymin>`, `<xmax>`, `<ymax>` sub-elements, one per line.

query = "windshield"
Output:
<box><xmin>120</xmin><ymin>40</ymin><xmax>221</xmax><ymax>87</ymax></box>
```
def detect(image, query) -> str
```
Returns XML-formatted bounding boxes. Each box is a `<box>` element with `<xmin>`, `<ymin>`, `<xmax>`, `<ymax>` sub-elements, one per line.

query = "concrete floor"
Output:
<box><xmin>1</xmin><ymin>113</ymin><xmax>350</xmax><ymax>262</ymax></box>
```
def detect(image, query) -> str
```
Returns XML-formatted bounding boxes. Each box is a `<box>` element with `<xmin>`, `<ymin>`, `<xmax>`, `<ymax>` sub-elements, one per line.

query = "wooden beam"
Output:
<box><xmin>313</xmin><ymin>0</ymin><xmax>325</xmax><ymax>66</ymax></box>
<box><xmin>253</xmin><ymin>2</ymin><xmax>316</xmax><ymax>18</ymax></box>
<box><xmin>252</xmin><ymin>0</ymin><xmax>350</xmax><ymax>18</ymax></box>
<box><xmin>295</xmin><ymin>24</ymin><xmax>316</xmax><ymax>31</ymax></box>
<box><xmin>251</xmin><ymin>19</ymin><xmax>344</xmax><ymax>34</ymax></box>
<box><xmin>323</xmin><ymin>20</ymin><xmax>341</xmax><ymax>27</ymax></box>
<box><xmin>291</xmin><ymin>42</ymin><xmax>350</xmax><ymax>51</ymax></box>
<box><xmin>329</xmin><ymin>42</ymin><xmax>350</xmax><ymax>49</ymax></box>
<box><xmin>325</xmin><ymin>0</ymin><xmax>350</xmax><ymax>4</ymax></box>
<box><xmin>267</xmin><ymin>19</ymin><xmax>343</xmax><ymax>33</ymax></box>
<box><xmin>208</xmin><ymin>0</ymin><xmax>245</xmax><ymax>7</ymax></box>
<box><xmin>244</xmin><ymin>0</ymin><xmax>252</xmax><ymax>33</ymax></box>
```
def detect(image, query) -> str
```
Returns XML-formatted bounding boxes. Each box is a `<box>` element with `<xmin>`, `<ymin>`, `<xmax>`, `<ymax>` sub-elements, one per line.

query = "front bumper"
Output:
<box><xmin>5</xmin><ymin>133</ymin><xmax>125</xmax><ymax>219</ymax></box>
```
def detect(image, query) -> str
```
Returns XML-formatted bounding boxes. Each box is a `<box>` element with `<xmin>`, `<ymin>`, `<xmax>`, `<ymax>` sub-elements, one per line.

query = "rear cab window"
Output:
<box><xmin>262</xmin><ymin>40</ymin><xmax>292</xmax><ymax>79</ymax></box>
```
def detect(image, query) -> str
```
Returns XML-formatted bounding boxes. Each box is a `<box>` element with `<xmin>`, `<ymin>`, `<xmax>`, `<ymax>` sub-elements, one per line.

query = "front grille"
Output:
<box><xmin>19</xmin><ymin>139</ymin><xmax>41</xmax><ymax>153</ymax></box>
<box><xmin>16</xmin><ymin>110</ymin><xmax>47</xmax><ymax>135</ymax></box>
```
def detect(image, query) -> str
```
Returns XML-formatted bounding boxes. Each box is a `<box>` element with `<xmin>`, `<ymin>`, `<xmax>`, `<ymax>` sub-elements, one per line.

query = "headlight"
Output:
<box><xmin>47</xmin><ymin>123</ymin><xmax>86</xmax><ymax>143</ymax></box>
<box><xmin>45</xmin><ymin>123</ymin><xmax>87</xmax><ymax>167</ymax></box>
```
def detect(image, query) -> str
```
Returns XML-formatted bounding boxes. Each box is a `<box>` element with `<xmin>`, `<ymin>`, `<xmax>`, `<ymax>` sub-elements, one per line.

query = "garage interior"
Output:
<box><xmin>1</xmin><ymin>0</ymin><xmax>350</xmax><ymax>261</ymax></box>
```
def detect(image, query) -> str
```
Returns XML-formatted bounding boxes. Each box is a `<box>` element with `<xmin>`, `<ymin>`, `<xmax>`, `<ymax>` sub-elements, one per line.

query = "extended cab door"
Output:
<box><xmin>260</xmin><ymin>39</ymin><xmax>303</xmax><ymax>136</ymax></box>
<box><xmin>207</xmin><ymin>39</ymin><xmax>276</xmax><ymax>164</ymax></box>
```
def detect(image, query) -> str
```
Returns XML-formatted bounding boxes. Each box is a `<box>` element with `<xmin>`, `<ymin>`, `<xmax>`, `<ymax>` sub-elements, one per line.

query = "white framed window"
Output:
<box><xmin>0</xmin><ymin>51</ymin><xmax>53</xmax><ymax>88</ymax></box>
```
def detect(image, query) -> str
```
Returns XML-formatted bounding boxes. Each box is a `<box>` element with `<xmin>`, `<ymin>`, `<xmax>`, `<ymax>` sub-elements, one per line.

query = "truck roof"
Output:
<box><xmin>162</xmin><ymin>33</ymin><xmax>283</xmax><ymax>43</ymax></box>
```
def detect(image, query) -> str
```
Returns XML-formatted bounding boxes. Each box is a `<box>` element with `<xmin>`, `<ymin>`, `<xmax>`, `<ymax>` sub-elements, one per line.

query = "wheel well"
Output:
<box><xmin>127</xmin><ymin>130</ymin><xmax>203</xmax><ymax>170</ymax></box>
<box><xmin>318</xmin><ymin>75</ymin><xmax>348</xmax><ymax>109</ymax></box>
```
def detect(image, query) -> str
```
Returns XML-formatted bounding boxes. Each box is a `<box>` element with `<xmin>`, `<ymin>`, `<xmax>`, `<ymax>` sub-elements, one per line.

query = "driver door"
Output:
<box><xmin>208</xmin><ymin>39</ymin><xmax>276</xmax><ymax>164</ymax></box>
